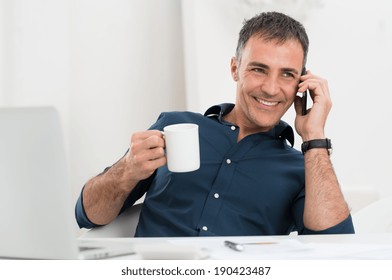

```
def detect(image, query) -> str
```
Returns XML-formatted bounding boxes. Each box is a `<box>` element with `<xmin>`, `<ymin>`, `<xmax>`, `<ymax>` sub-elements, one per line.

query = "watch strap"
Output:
<box><xmin>301</xmin><ymin>138</ymin><xmax>332</xmax><ymax>155</ymax></box>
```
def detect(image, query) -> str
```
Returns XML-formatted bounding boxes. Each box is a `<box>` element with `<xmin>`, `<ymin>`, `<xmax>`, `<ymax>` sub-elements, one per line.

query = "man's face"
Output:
<box><xmin>231</xmin><ymin>36</ymin><xmax>304</xmax><ymax>133</ymax></box>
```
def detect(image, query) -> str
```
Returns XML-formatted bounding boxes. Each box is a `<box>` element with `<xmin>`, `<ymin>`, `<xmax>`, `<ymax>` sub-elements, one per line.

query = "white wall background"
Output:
<box><xmin>1</xmin><ymin>0</ymin><xmax>391</xmax><ymax>232</ymax></box>
<box><xmin>0</xmin><ymin>0</ymin><xmax>186</xmax><ymax>207</ymax></box>
<box><xmin>182</xmin><ymin>0</ymin><xmax>392</xmax><ymax>209</ymax></box>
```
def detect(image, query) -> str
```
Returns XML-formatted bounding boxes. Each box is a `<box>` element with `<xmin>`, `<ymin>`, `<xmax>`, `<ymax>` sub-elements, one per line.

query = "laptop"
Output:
<box><xmin>0</xmin><ymin>106</ymin><xmax>136</xmax><ymax>259</ymax></box>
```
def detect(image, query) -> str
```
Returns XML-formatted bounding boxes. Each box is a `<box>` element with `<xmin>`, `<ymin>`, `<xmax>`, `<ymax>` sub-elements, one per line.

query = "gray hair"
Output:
<box><xmin>235</xmin><ymin>12</ymin><xmax>309</xmax><ymax>67</ymax></box>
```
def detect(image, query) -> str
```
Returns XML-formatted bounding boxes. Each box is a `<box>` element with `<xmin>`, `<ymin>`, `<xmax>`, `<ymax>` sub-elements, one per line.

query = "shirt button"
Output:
<box><xmin>214</xmin><ymin>193</ymin><xmax>220</xmax><ymax>199</ymax></box>
<box><xmin>226</xmin><ymin>159</ymin><xmax>232</xmax><ymax>164</ymax></box>
<box><xmin>231</xmin><ymin>126</ymin><xmax>236</xmax><ymax>131</ymax></box>
<box><xmin>202</xmin><ymin>226</ymin><xmax>208</xmax><ymax>231</ymax></box>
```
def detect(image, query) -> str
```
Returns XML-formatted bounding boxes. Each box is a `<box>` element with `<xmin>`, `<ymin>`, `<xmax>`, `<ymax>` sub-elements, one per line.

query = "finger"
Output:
<box><xmin>128</xmin><ymin>144</ymin><xmax>165</xmax><ymax>171</ymax></box>
<box><xmin>300</xmin><ymin>70</ymin><xmax>310</xmax><ymax>81</ymax></box>
<box><xmin>130</xmin><ymin>131</ymin><xmax>165</xmax><ymax>155</ymax></box>
<box><xmin>146</xmin><ymin>146</ymin><xmax>165</xmax><ymax>161</ymax></box>
<box><xmin>140</xmin><ymin>155</ymin><xmax>167</xmax><ymax>174</ymax></box>
<box><xmin>130</xmin><ymin>137</ymin><xmax>164</xmax><ymax>161</ymax></box>
<box><xmin>142</xmin><ymin>134</ymin><xmax>165</xmax><ymax>150</ymax></box>
<box><xmin>299</xmin><ymin>79</ymin><xmax>327</xmax><ymax>100</ymax></box>
<box><xmin>131</xmin><ymin>130</ymin><xmax>164</xmax><ymax>144</ymax></box>
<box><xmin>309</xmin><ymin>81</ymin><xmax>331</xmax><ymax>107</ymax></box>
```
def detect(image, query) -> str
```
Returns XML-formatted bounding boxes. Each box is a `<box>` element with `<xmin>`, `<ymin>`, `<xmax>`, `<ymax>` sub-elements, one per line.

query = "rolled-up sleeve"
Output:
<box><xmin>75</xmin><ymin>186</ymin><xmax>99</xmax><ymax>229</ymax></box>
<box><xmin>292</xmin><ymin>189</ymin><xmax>355</xmax><ymax>235</ymax></box>
<box><xmin>302</xmin><ymin>215</ymin><xmax>355</xmax><ymax>234</ymax></box>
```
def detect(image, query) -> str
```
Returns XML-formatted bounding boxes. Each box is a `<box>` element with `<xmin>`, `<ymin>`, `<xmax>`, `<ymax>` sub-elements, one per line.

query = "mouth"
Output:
<box><xmin>255</xmin><ymin>97</ymin><xmax>279</xmax><ymax>107</ymax></box>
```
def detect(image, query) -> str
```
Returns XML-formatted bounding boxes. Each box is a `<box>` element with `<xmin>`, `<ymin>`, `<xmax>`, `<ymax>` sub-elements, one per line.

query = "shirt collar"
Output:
<box><xmin>204</xmin><ymin>103</ymin><xmax>295</xmax><ymax>147</ymax></box>
<box><xmin>204</xmin><ymin>103</ymin><xmax>235</xmax><ymax>119</ymax></box>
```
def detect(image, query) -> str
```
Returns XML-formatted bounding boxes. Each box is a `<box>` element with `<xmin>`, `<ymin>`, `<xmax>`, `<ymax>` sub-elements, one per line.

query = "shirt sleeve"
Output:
<box><xmin>74</xmin><ymin>165</ymin><xmax>156</xmax><ymax>229</ymax></box>
<box><xmin>74</xmin><ymin>114</ymin><xmax>169</xmax><ymax>230</ymax></box>
<box><xmin>302</xmin><ymin>214</ymin><xmax>355</xmax><ymax>235</ymax></box>
<box><xmin>292</xmin><ymin>188</ymin><xmax>355</xmax><ymax>235</ymax></box>
<box><xmin>75</xmin><ymin>185</ymin><xmax>99</xmax><ymax>229</ymax></box>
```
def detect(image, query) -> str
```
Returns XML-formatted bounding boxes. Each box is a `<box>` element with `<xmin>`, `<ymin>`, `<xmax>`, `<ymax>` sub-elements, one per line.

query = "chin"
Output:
<box><xmin>252</xmin><ymin>119</ymin><xmax>279</xmax><ymax>131</ymax></box>
<box><xmin>252</xmin><ymin>114</ymin><xmax>281</xmax><ymax>130</ymax></box>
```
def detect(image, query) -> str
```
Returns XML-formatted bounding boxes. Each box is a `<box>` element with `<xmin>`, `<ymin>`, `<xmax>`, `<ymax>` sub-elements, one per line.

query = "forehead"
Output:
<box><xmin>241</xmin><ymin>36</ymin><xmax>304</xmax><ymax>69</ymax></box>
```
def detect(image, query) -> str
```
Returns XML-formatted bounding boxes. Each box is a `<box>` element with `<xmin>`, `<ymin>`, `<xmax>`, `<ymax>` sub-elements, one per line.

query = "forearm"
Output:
<box><xmin>303</xmin><ymin>149</ymin><xmax>350</xmax><ymax>231</ymax></box>
<box><xmin>80</xmin><ymin>130</ymin><xmax>165</xmax><ymax>226</ymax></box>
<box><xmin>82</xmin><ymin>158</ymin><xmax>139</xmax><ymax>225</ymax></box>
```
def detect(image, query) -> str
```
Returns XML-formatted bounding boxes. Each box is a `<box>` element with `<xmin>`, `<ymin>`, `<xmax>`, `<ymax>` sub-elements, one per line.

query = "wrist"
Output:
<box><xmin>301</xmin><ymin>133</ymin><xmax>325</xmax><ymax>142</ymax></box>
<box><xmin>109</xmin><ymin>158</ymin><xmax>139</xmax><ymax>192</ymax></box>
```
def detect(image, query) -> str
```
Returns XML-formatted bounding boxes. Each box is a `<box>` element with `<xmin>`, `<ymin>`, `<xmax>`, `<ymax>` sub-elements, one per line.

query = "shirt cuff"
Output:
<box><xmin>74</xmin><ymin>186</ymin><xmax>100</xmax><ymax>229</ymax></box>
<box><xmin>302</xmin><ymin>214</ymin><xmax>355</xmax><ymax>235</ymax></box>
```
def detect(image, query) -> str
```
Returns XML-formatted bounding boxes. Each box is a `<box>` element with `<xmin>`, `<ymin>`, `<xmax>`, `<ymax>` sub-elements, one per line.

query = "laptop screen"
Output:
<box><xmin>0</xmin><ymin>107</ymin><xmax>79</xmax><ymax>259</ymax></box>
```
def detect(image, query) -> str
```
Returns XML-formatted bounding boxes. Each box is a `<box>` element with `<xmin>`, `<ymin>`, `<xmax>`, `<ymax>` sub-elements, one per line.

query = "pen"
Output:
<box><xmin>224</xmin><ymin>240</ymin><xmax>244</xmax><ymax>252</ymax></box>
<box><xmin>224</xmin><ymin>240</ymin><xmax>278</xmax><ymax>252</ymax></box>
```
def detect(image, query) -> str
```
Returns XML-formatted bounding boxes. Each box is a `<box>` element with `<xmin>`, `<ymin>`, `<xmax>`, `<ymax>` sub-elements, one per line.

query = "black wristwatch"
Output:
<box><xmin>301</xmin><ymin>138</ymin><xmax>332</xmax><ymax>155</ymax></box>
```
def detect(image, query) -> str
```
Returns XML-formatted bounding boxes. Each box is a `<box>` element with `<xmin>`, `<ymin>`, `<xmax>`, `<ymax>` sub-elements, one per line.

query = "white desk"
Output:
<box><xmin>2</xmin><ymin>235</ymin><xmax>390</xmax><ymax>280</ymax></box>
<box><xmin>80</xmin><ymin>233</ymin><xmax>392</xmax><ymax>260</ymax></box>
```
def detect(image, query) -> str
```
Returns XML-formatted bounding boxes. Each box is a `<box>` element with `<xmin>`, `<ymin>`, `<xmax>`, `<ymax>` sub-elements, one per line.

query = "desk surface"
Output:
<box><xmin>80</xmin><ymin>233</ymin><xmax>392</xmax><ymax>260</ymax></box>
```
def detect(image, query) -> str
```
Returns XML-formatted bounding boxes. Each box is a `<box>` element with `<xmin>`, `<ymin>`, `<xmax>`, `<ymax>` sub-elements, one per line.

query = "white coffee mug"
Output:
<box><xmin>163</xmin><ymin>123</ymin><xmax>200</xmax><ymax>172</ymax></box>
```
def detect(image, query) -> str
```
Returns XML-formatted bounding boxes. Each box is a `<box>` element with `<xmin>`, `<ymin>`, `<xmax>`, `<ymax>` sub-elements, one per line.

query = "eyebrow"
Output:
<box><xmin>282</xmin><ymin>67</ymin><xmax>300</xmax><ymax>75</ymax></box>
<box><xmin>248</xmin><ymin>62</ymin><xmax>300</xmax><ymax>75</ymax></box>
<box><xmin>248</xmin><ymin>62</ymin><xmax>269</xmax><ymax>69</ymax></box>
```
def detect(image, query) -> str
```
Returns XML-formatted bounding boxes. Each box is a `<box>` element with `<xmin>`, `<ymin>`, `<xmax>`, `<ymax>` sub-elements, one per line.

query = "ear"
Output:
<box><xmin>230</xmin><ymin>57</ymin><xmax>239</xmax><ymax>81</ymax></box>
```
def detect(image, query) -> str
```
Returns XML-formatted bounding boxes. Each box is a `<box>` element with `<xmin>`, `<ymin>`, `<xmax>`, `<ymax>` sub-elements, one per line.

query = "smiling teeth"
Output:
<box><xmin>256</xmin><ymin>98</ymin><xmax>278</xmax><ymax>106</ymax></box>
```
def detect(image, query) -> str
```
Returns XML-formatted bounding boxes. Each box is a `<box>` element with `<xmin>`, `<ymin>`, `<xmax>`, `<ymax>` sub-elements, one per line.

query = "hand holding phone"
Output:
<box><xmin>301</xmin><ymin>67</ymin><xmax>308</xmax><ymax>116</ymax></box>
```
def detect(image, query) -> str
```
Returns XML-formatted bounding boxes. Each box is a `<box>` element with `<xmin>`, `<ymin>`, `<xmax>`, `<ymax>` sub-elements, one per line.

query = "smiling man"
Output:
<box><xmin>76</xmin><ymin>12</ymin><xmax>354</xmax><ymax>236</ymax></box>
<box><xmin>227</xmin><ymin>36</ymin><xmax>304</xmax><ymax>139</ymax></box>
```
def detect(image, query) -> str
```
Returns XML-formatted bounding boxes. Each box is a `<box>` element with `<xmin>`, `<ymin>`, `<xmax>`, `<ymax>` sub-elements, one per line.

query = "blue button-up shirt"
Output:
<box><xmin>75</xmin><ymin>103</ymin><xmax>354</xmax><ymax>236</ymax></box>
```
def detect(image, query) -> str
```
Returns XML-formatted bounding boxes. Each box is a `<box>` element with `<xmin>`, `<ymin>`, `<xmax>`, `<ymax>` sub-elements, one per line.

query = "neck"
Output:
<box><xmin>223</xmin><ymin>110</ymin><xmax>266</xmax><ymax>142</ymax></box>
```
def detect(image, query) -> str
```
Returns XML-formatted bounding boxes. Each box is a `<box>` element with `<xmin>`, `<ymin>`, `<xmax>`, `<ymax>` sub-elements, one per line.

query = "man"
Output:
<box><xmin>76</xmin><ymin>12</ymin><xmax>354</xmax><ymax>236</ymax></box>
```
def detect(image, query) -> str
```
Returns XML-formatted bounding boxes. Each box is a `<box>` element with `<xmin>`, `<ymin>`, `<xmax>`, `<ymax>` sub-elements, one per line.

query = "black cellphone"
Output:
<box><xmin>301</xmin><ymin>67</ymin><xmax>308</xmax><ymax>116</ymax></box>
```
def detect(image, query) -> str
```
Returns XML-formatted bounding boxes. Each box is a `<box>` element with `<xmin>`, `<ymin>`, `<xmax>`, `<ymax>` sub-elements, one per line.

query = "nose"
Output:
<box><xmin>261</xmin><ymin>74</ymin><xmax>280</xmax><ymax>96</ymax></box>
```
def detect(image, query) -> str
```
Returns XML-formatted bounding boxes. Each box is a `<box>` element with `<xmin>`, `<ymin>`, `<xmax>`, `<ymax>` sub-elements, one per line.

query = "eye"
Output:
<box><xmin>252</xmin><ymin>67</ymin><xmax>267</xmax><ymax>74</ymax></box>
<box><xmin>282</xmin><ymin>71</ymin><xmax>295</xmax><ymax>79</ymax></box>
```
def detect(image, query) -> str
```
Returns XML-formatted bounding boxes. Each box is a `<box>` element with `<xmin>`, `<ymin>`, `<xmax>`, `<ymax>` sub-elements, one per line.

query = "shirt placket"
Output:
<box><xmin>196</xmin><ymin>124</ymin><xmax>240</xmax><ymax>236</ymax></box>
